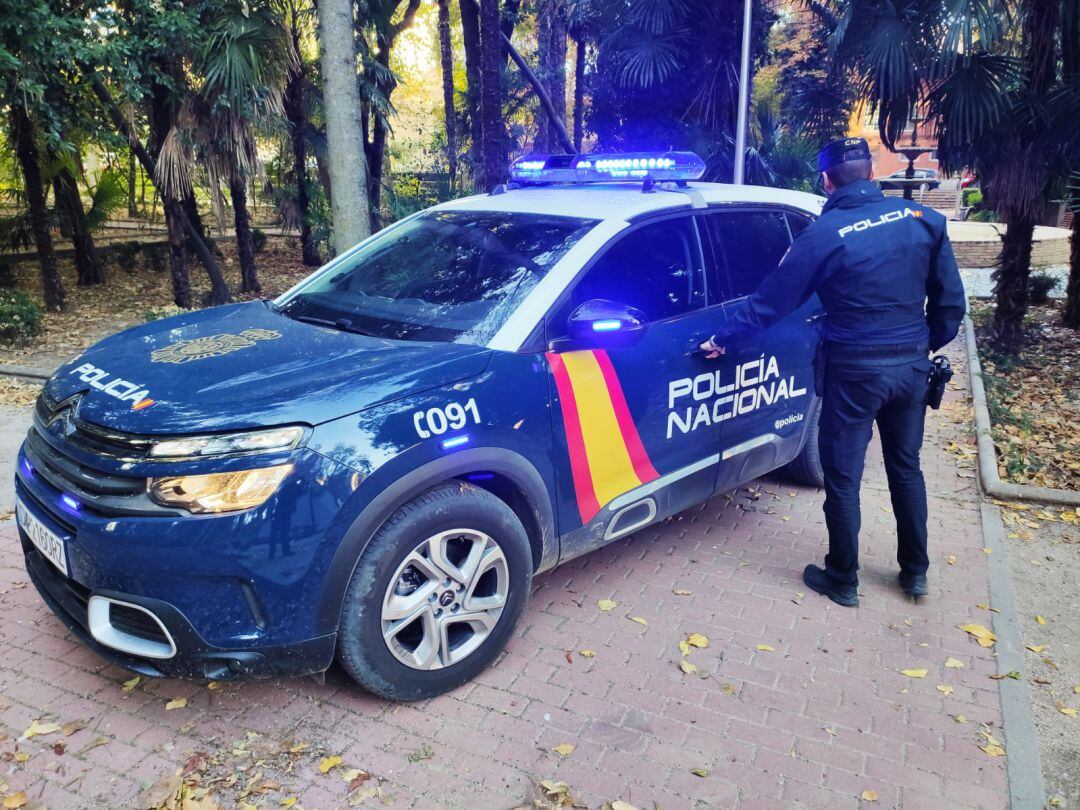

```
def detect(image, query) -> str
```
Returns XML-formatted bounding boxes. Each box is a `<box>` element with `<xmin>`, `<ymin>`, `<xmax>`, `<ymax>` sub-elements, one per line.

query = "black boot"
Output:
<box><xmin>802</xmin><ymin>564</ymin><xmax>859</xmax><ymax>607</ymax></box>
<box><xmin>899</xmin><ymin>572</ymin><xmax>928</xmax><ymax>597</ymax></box>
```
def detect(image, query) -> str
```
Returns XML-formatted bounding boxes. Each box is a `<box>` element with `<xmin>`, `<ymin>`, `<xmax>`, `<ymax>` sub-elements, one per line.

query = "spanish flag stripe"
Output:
<box><xmin>547</xmin><ymin>352</ymin><xmax>602</xmax><ymax>523</ymax></box>
<box><xmin>559</xmin><ymin>351</ymin><xmax>645</xmax><ymax>511</ymax></box>
<box><xmin>593</xmin><ymin>350</ymin><xmax>660</xmax><ymax>484</ymax></box>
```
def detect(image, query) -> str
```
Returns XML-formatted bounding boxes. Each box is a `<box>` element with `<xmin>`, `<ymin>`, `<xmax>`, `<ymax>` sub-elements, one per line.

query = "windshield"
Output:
<box><xmin>279</xmin><ymin>210</ymin><xmax>597</xmax><ymax>345</ymax></box>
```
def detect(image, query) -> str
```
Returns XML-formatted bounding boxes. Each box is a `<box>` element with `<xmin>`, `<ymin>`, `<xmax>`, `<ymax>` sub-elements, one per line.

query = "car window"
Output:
<box><xmin>277</xmin><ymin>210</ymin><xmax>597</xmax><ymax>345</ymax></box>
<box><xmin>561</xmin><ymin>216</ymin><xmax>704</xmax><ymax>325</ymax></box>
<box><xmin>786</xmin><ymin>212</ymin><xmax>812</xmax><ymax>238</ymax></box>
<box><xmin>705</xmin><ymin>211</ymin><xmax>791</xmax><ymax>300</ymax></box>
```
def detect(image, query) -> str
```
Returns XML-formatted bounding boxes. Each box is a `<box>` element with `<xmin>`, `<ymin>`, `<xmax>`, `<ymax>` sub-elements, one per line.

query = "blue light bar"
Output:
<box><xmin>591</xmin><ymin>319</ymin><xmax>623</xmax><ymax>332</ymax></box>
<box><xmin>508</xmin><ymin>151</ymin><xmax>706</xmax><ymax>185</ymax></box>
<box><xmin>441</xmin><ymin>435</ymin><xmax>470</xmax><ymax>450</ymax></box>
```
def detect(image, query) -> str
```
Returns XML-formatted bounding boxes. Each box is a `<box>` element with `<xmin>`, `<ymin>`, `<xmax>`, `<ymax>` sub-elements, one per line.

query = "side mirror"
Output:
<box><xmin>548</xmin><ymin>298</ymin><xmax>649</xmax><ymax>352</ymax></box>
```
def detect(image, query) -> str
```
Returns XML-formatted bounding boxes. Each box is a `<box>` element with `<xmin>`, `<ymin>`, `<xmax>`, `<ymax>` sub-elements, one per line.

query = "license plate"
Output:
<box><xmin>15</xmin><ymin>496</ymin><xmax>69</xmax><ymax>577</ymax></box>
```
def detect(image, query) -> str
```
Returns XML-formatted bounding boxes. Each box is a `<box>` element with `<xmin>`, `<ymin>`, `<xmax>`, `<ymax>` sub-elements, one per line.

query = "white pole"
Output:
<box><xmin>733</xmin><ymin>0</ymin><xmax>753</xmax><ymax>185</ymax></box>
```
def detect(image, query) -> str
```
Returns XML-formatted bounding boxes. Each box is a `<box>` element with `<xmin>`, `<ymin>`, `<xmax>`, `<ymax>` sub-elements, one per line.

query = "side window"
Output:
<box><xmin>786</xmin><ymin>212</ymin><xmax>813</xmax><ymax>238</ymax></box>
<box><xmin>706</xmin><ymin>211</ymin><xmax>791</xmax><ymax>300</ymax></box>
<box><xmin>564</xmin><ymin>217</ymin><xmax>704</xmax><ymax>324</ymax></box>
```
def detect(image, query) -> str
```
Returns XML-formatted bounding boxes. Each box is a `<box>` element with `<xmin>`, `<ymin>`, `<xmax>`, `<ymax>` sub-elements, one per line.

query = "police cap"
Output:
<box><xmin>817</xmin><ymin>137</ymin><xmax>872</xmax><ymax>173</ymax></box>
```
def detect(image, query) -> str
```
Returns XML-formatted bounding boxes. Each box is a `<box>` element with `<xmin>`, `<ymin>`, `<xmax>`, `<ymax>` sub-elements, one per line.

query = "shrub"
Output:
<box><xmin>968</xmin><ymin>209</ymin><xmax>997</xmax><ymax>222</ymax></box>
<box><xmin>252</xmin><ymin>228</ymin><xmax>268</xmax><ymax>254</ymax></box>
<box><xmin>0</xmin><ymin>256</ymin><xmax>15</xmax><ymax>288</ymax></box>
<box><xmin>1029</xmin><ymin>274</ymin><xmax>1060</xmax><ymax>305</ymax></box>
<box><xmin>144</xmin><ymin>243</ymin><xmax>168</xmax><ymax>273</ymax></box>
<box><xmin>0</xmin><ymin>288</ymin><xmax>43</xmax><ymax>347</ymax></box>
<box><xmin>108</xmin><ymin>240</ymin><xmax>143</xmax><ymax>271</ymax></box>
<box><xmin>963</xmin><ymin>189</ymin><xmax>983</xmax><ymax>208</ymax></box>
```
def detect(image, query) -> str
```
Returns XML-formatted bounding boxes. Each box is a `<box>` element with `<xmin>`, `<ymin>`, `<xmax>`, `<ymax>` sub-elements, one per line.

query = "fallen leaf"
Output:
<box><xmin>672</xmin><ymin>589</ymin><xmax>692</xmax><ymax>596</ymax></box>
<box><xmin>597</xmin><ymin>599</ymin><xmax>617</xmax><ymax>612</ymax></box>
<box><xmin>121</xmin><ymin>676</ymin><xmax>141</xmax><ymax>692</ymax></box>
<box><xmin>281</xmin><ymin>798</ymin><xmax>298</xmax><ymax>808</ymax></box>
<box><xmin>686</xmin><ymin>632</ymin><xmax>709</xmax><ymax>649</ymax></box>
<box><xmin>61</xmin><ymin>720</ymin><xmax>86</xmax><ymax>737</ymax></box>
<box><xmin>679</xmin><ymin>660</ymin><xmax>698</xmax><ymax>675</ymax></box>
<box><xmin>165</xmin><ymin>698</ymin><xmax>187</xmax><ymax>711</ymax></box>
<box><xmin>1073</xmin><ymin>685</ymin><xmax>1080</xmax><ymax>694</ymax></box>
<box><xmin>945</xmin><ymin>657</ymin><xmax>965</xmax><ymax>669</ymax></box>
<box><xmin>861</xmin><ymin>789</ymin><xmax>879</xmax><ymax>802</ymax></box>
<box><xmin>288</xmin><ymin>742</ymin><xmax>309</xmax><ymax>754</ymax></box>
<box><xmin>946</xmin><ymin>555</ymin><xmax>957</xmax><ymax>565</ymax></box>
<box><xmin>80</xmin><ymin>737</ymin><xmax>108</xmax><ymax>753</ymax></box>
<box><xmin>628</xmin><ymin>616</ymin><xmax>648</xmax><ymax>626</ymax></box>
<box><xmin>756</xmin><ymin>644</ymin><xmax>774</xmax><ymax>652</ymax></box>
<box><xmin>23</xmin><ymin>720</ymin><xmax>61</xmax><ymax>739</ymax></box>
<box><xmin>975</xmin><ymin>604</ymin><xmax>1000</xmax><ymax>612</ymax></box>
<box><xmin>12</xmin><ymin>752</ymin><xmax>29</xmax><ymax>763</ymax></box>
<box><xmin>206</xmin><ymin>681</ymin><xmax>223</xmax><ymax>690</ymax></box>
<box><xmin>552</xmin><ymin>743</ymin><xmax>575</xmax><ymax>757</ymax></box>
<box><xmin>954</xmin><ymin>714</ymin><xmax>968</xmax><ymax>724</ymax></box>
<box><xmin>1058</xmin><ymin>707</ymin><xmax>1078</xmax><ymax>718</ymax></box>
<box><xmin>319</xmin><ymin>755</ymin><xmax>342</xmax><ymax>773</ymax></box>
<box><xmin>901</xmin><ymin>669</ymin><xmax>928</xmax><ymax>679</ymax></box>
<box><xmin>979</xmin><ymin>743</ymin><xmax>1005</xmax><ymax>757</ymax></box>
<box><xmin>678</xmin><ymin>640</ymin><xmax>691</xmax><ymax>656</ymax></box>
<box><xmin>607</xmin><ymin>802</ymin><xmax>638</xmax><ymax>810</ymax></box>
<box><xmin>2</xmin><ymin>793</ymin><xmax>27</xmax><ymax>809</ymax></box>
<box><xmin>564</xmin><ymin>650</ymin><xmax>573</xmax><ymax>665</ymax></box>
<box><xmin>937</xmin><ymin>684</ymin><xmax>955</xmax><ymax>695</ymax></box>
<box><xmin>580</xmin><ymin>649</ymin><xmax>596</xmax><ymax>658</ymax></box>
<box><xmin>961</xmin><ymin>624</ymin><xmax>997</xmax><ymax>647</ymax></box>
<box><xmin>719</xmin><ymin>683</ymin><xmax>736</xmax><ymax>695</ymax></box>
<box><xmin>982</xmin><ymin>547</ymin><xmax>992</xmax><ymax>554</ymax></box>
<box><xmin>1025</xmin><ymin>645</ymin><xmax>1046</xmax><ymax>653</ymax></box>
<box><xmin>690</xmin><ymin>767</ymin><xmax>710</xmax><ymax>777</ymax></box>
<box><xmin>137</xmin><ymin>775</ymin><xmax>182</xmax><ymax>809</ymax></box>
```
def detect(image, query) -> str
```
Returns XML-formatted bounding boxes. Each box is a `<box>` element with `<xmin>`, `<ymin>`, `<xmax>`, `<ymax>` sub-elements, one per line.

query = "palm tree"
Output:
<box><xmin>283</xmin><ymin>0</ymin><xmax>323</xmax><ymax>266</ymax></box>
<box><xmin>436</xmin><ymin>0</ymin><xmax>459</xmax><ymax>185</ymax></box>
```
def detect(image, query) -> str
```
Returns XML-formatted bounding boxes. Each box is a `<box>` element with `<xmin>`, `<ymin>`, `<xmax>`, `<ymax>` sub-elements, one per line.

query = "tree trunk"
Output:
<box><xmin>535</xmin><ymin>0</ymin><xmax>567</xmax><ymax>153</ymax></box>
<box><xmin>164</xmin><ymin>199</ymin><xmax>193</xmax><ymax>308</ymax></box>
<box><xmin>572</xmin><ymin>32</ymin><xmax>586</xmax><ymax>151</ymax></box>
<box><xmin>11</xmin><ymin>102</ymin><xmax>65</xmax><ymax>311</ymax></box>
<box><xmin>284</xmin><ymin>29</ymin><xmax>321</xmax><ymax>266</ymax></box>
<box><xmin>127</xmin><ymin>150</ymin><xmax>138</xmax><ymax>217</ymax></box>
<box><xmin>458</xmin><ymin>0</ymin><xmax>483</xmax><ymax>172</ymax></box>
<box><xmin>52</xmin><ymin>166</ymin><xmax>105</xmax><ymax>285</ymax></box>
<box><xmin>368</xmin><ymin>45</ymin><xmax>394</xmax><ymax>231</ymax></box>
<box><xmin>500</xmin><ymin>0</ymin><xmax>521</xmax><ymax>64</ymax></box>
<box><xmin>437</xmin><ymin>0</ymin><xmax>458</xmax><ymax>185</ymax></box>
<box><xmin>991</xmin><ymin>217</ymin><xmax>1036</xmax><ymax>351</ymax></box>
<box><xmin>317</xmin><ymin>0</ymin><xmax>371</xmax><ymax>253</ymax></box>
<box><xmin>230</xmin><ymin>172</ymin><xmax>260</xmax><ymax>294</ymax></box>
<box><xmin>1063</xmin><ymin>214</ymin><xmax>1080</xmax><ymax>328</ymax></box>
<box><xmin>478</xmin><ymin>0</ymin><xmax>504</xmax><ymax>188</ymax></box>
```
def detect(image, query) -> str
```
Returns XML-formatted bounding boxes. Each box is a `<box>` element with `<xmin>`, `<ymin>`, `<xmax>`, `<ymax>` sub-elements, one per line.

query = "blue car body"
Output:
<box><xmin>14</xmin><ymin>175</ymin><xmax>827</xmax><ymax>682</ymax></box>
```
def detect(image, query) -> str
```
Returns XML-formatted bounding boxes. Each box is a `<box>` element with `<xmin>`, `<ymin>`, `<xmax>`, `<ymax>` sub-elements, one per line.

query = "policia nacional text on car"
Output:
<box><xmin>699</xmin><ymin>137</ymin><xmax>966</xmax><ymax>607</ymax></box>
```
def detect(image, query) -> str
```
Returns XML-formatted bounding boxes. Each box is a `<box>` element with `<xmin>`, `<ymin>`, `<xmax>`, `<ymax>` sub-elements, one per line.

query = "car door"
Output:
<box><xmin>544</xmin><ymin>214</ymin><xmax>726</xmax><ymax>561</ymax></box>
<box><xmin>701</xmin><ymin>208</ymin><xmax>822</xmax><ymax>491</ymax></box>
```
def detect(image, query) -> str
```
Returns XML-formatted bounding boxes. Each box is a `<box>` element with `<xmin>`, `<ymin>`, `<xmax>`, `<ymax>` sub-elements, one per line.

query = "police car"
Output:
<box><xmin>15</xmin><ymin>152</ymin><xmax>827</xmax><ymax>700</ymax></box>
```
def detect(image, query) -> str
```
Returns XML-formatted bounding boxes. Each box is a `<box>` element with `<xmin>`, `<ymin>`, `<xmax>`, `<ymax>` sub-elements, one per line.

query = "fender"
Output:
<box><xmin>315</xmin><ymin>445</ymin><xmax>558</xmax><ymax>634</ymax></box>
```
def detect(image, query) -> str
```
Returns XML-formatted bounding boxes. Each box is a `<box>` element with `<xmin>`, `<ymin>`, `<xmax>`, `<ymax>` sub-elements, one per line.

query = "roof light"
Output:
<box><xmin>508</xmin><ymin>151</ymin><xmax>706</xmax><ymax>185</ymax></box>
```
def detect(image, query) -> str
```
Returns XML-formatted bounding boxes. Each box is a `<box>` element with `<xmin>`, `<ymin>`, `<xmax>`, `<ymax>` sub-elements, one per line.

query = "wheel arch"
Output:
<box><xmin>317</xmin><ymin>446</ymin><xmax>558</xmax><ymax>634</ymax></box>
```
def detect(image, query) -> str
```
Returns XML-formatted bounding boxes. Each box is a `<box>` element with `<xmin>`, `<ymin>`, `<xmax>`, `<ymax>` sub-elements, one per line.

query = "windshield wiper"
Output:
<box><xmin>290</xmin><ymin>313</ymin><xmax>372</xmax><ymax>337</ymax></box>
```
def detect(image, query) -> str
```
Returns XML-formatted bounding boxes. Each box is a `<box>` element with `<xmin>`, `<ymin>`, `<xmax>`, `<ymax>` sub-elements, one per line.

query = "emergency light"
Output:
<box><xmin>508</xmin><ymin>151</ymin><xmax>706</xmax><ymax>184</ymax></box>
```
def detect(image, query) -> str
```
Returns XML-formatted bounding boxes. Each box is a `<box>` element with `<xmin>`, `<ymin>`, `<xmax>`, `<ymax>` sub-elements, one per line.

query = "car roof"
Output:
<box><xmin>434</xmin><ymin>182</ymin><xmax>825</xmax><ymax>223</ymax></box>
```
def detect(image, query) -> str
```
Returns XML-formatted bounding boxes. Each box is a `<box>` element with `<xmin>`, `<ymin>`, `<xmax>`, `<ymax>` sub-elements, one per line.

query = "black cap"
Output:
<box><xmin>817</xmin><ymin>137</ymin><xmax>872</xmax><ymax>172</ymax></box>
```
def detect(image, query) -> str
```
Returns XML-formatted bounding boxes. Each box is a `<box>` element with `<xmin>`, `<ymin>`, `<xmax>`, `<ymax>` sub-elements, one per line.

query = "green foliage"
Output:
<box><xmin>1029</xmin><ymin>274</ymin><xmax>1059</xmax><ymax>305</ymax></box>
<box><xmin>85</xmin><ymin>171</ymin><xmax>128</xmax><ymax>231</ymax></box>
<box><xmin>968</xmin><ymin>209</ymin><xmax>997</xmax><ymax>222</ymax></box>
<box><xmin>963</xmin><ymin>188</ymin><xmax>983</xmax><ymax>208</ymax></box>
<box><xmin>0</xmin><ymin>287</ymin><xmax>42</xmax><ymax>346</ymax></box>
<box><xmin>144</xmin><ymin>304</ymin><xmax>188</xmax><ymax>322</ymax></box>
<box><xmin>252</xmin><ymin>228</ymin><xmax>268</xmax><ymax>254</ymax></box>
<box><xmin>106</xmin><ymin>240</ymin><xmax>143</xmax><ymax>271</ymax></box>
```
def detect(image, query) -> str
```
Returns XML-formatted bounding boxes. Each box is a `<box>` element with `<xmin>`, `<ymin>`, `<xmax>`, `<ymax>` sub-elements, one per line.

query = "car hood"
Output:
<box><xmin>44</xmin><ymin>301</ymin><xmax>492</xmax><ymax>434</ymax></box>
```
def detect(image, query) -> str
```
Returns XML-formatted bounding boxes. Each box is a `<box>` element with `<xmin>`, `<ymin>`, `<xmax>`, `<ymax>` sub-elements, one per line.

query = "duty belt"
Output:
<box><xmin>825</xmin><ymin>340</ymin><xmax>928</xmax><ymax>359</ymax></box>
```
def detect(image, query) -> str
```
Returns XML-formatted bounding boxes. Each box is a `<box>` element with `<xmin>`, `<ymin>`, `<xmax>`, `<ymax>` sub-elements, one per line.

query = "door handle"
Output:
<box><xmin>805</xmin><ymin>312</ymin><xmax>826</xmax><ymax>324</ymax></box>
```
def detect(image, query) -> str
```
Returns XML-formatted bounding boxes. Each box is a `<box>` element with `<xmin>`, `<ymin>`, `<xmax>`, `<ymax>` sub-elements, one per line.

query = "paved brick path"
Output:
<box><xmin>0</xmin><ymin>338</ymin><xmax>1009</xmax><ymax>809</ymax></box>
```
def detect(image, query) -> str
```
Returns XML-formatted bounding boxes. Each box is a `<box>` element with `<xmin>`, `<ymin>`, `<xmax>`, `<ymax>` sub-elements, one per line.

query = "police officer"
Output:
<box><xmin>699</xmin><ymin>137</ymin><xmax>966</xmax><ymax>606</ymax></box>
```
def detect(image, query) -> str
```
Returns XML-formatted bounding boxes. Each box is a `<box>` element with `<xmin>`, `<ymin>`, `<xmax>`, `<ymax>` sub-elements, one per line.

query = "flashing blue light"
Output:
<box><xmin>508</xmin><ymin>151</ymin><xmax>706</xmax><ymax>185</ymax></box>
<box><xmin>592</xmin><ymin>319</ymin><xmax>623</xmax><ymax>332</ymax></box>
<box><xmin>60</xmin><ymin>494</ymin><xmax>81</xmax><ymax>512</ymax></box>
<box><xmin>442</xmin><ymin>435</ymin><xmax>470</xmax><ymax>450</ymax></box>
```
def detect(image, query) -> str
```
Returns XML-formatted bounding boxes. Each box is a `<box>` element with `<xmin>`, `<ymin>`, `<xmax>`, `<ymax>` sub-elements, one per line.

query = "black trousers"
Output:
<box><xmin>817</xmin><ymin>355</ymin><xmax>933</xmax><ymax>586</ymax></box>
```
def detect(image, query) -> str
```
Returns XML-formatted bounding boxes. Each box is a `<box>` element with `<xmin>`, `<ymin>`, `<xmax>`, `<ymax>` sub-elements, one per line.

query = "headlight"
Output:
<box><xmin>148</xmin><ymin>465</ymin><xmax>292</xmax><ymax>513</ymax></box>
<box><xmin>149</xmin><ymin>426</ymin><xmax>304</xmax><ymax>459</ymax></box>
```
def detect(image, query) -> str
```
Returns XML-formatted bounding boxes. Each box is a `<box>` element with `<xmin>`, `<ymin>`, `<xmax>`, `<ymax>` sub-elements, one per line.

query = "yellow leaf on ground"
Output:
<box><xmin>1073</xmin><ymin>685</ymin><xmax>1080</xmax><ymax>694</ymax></box>
<box><xmin>23</xmin><ymin>719</ymin><xmax>61</xmax><ymax>738</ymax></box>
<box><xmin>678</xmin><ymin>640</ymin><xmax>691</xmax><ymax>656</ymax></box>
<box><xmin>672</xmin><ymin>589</ymin><xmax>692</xmax><ymax>596</ymax></box>
<box><xmin>946</xmin><ymin>555</ymin><xmax>957</xmax><ymax>565</ymax></box>
<box><xmin>629</xmin><ymin>616</ymin><xmax>648</xmax><ymax>626</ymax></box>
<box><xmin>597</xmin><ymin>599</ymin><xmax>617</xmax><ymax>612</ymax></box>
<box><xmin>979</xmin><ymin>743</ymin><xmax>1005</xmax><ymax>757</ymax></box>
<box><xmin>901</xmin><ymin>669</ymin><xmax>928</xmax><ymax>679</ymax></box>
<box><xmin>690</xmin><ymin>767</ymin><xmax>710</xmax><ymax>777</ymax></box>
<box><xmin>687</xmin><ymin>632</ymin><xmax>709</xmax><ymax>649</ymax></box>
<box><xmin>720</xmin><ymin>683</ymin><xmax>736</xmax><ymax>695</ymax></box>
<box><xmin>165</xmin><ymin>698</ymin><xmax>187</xmax><ymax>711</ymax></box>
<box><xmin>552</xmin><ymin>743</ymin><xmax>575</xmax><ymax>756</ymax></box>
<box><xmin>12</xmin><ymin>753</ymin><xmax>29</xmax><ymax>763</ymax></box>
<box><xmin>288</xmin><ymin>742</ymin><xmax>310</xmax><ymax>753</ymax></box>
<box><xmin>281</xmin><ymin>798</ymin><xmax>298</xmax><ymax>808</ymax></box>
<box><xmin>340</xmin><ymin>768</ymin><xmax>366</xmax><ymax>782</ymax></box>
<box><xmin>982</xmin><ymin>547</ymin><xmax>992</xmax><ymax>554</ymax></box>
<box><xmin>579</xmin><ymin>650</ymin><xmax>596</xmax><ymax>658</ymax></box>
<box><xmin>861</xmin><ymin>789</ymin><xmax>879</xmax><ymax>802</ymax></box>
<box><xmin>61</xmin><ymin>720</ymin><xmax>86</xmax><ymax>737</ymax></box>
<box><xmin>1036</xmin><ymin>615</ymin><xmax>1047</xmax><ymax>625</ymax></box>
<box><xmin>937</xmin><ymin>684</ymin><xmax>955</xmax><ymax>695</ymax></box>
<box><xmin>1058</xmin><ymin>707</ymin><xmax>1078</xmax><ymax>718</ymax></box>
<box><xmin>679</xmin><ymin>660</ymin><xmax>698</xmax><ymax>675</ymax></box>
<box><xmin>608</xmin><ymin>802</ymin><xmax>638</xmax><ymax>810</ymax></box>
<box><xmin>954</xmin><ymin>714</ymin><xmax>968</xmax><ymax>724</ymax></box>
<box><xmin>319</xmin><ymin>755</ymin><xmax>342</xmax><ymax>774</ymax></box>
<box><xmin>961</xmin><ymin>624</ymin><xmax>997</xmax><ymax>647</ymax></box>
<box><xmin>2</xmin><ymin>793</ymin><xmax>27</xmax><ymax>809</ymax></box>
<box><xmin>121</xmin><ymin>676</ymin><xmax>141</xmax><ymax>692</ymax></box>
<box><xmin>945</xmin><ymin>657</ymin><xmax>965</xmax><ymax>668</ymax></box>
<box><xmin>1025</xmin><ymin>645</ymin><xmax>1046</xmax><ymax>653</ymax></box>
<box><xmin>756</xmin><ymin>644</ymin><xmax>775</xmax><ymax>652</ymax></box>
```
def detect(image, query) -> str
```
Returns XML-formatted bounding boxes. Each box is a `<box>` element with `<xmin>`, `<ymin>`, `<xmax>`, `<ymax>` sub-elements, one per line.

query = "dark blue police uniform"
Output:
<box><xmin>708</xmin><ymin>139</ymin><xmax>966</xmax><ymax>604</ymax></box>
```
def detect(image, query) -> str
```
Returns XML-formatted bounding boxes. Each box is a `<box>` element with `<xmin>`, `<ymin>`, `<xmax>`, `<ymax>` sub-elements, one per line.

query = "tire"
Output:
<box><xmin>783</xmin><ymin>408</ymin><xmax>825</xmax><ymax>487</ymax></box>
<box><xmin>336</xmin><ymin>482</ymin><xmax>532</xmax><ymax>700</ymax></box>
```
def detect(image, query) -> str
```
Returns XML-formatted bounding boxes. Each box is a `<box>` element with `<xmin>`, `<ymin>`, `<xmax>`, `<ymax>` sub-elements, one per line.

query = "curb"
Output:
<box><xmin>0</xmin><ymin>364</ymin><xmax>51</xmax><ymax>383</ymax></box>
<box><xmin>980</xmin><ymin>502</ymin><xmax>1047</xmax><ymax>809</ymax></box>
<box><xmin>962</xmin><ymin>316</ymin><xmax>1080</xmax><ymax>506</ymax></box>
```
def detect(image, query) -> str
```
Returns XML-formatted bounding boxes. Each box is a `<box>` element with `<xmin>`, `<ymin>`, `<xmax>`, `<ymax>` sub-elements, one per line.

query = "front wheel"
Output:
<box><xmin>336</xmin><ymin>482</ymin><xmax>532</xmax><ymax>700</ymax></box>
<box><xmin>783</xmin><ymin>408</ymin><xmax>824</xmax><ymax>487</ymax></box>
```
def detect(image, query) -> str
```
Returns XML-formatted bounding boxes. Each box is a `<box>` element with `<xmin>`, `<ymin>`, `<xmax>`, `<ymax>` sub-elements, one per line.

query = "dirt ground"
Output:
<box><xmin>999</xmin><ymin>506</ymin><xmax>1080</xmax><ymax>808</ymax></box>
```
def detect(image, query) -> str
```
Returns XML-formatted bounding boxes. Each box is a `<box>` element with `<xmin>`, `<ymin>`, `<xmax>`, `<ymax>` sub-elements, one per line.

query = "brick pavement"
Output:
<box><xmin>0</xmin><ymin>338</ymin><xmax>1010</xmax><ymax>809</ymax></box>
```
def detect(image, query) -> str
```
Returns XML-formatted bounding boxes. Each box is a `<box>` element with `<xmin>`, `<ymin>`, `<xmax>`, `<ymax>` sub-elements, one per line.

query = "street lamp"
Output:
<box><xmin>732</xmin><ymin>0</ymin><xmax>753</xmax><ymax>185</ymax></box>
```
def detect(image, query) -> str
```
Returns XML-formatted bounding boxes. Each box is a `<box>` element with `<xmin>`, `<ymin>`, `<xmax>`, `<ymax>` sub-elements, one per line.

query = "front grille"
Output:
<box><xmin>109</xmin><ymin>604</ymin><xmax>170</xmax><ymax>644</ymax></box>
<box><xmin>37</xmin><ymin>394</ymin><xmax>152</xmax><ymax>461</ymax></box>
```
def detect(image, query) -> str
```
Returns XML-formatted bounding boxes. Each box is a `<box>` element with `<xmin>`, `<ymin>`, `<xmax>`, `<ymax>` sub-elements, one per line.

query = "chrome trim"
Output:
<box><xmin>604</xmin><ymin>498</ymin><xmax>657</xmax><ymax>541</ymax></box>
<box><xmin>721</xmin><ymin>432</ymin><xmax>782</xmax><ymax>461</ymax></box>
<box><xmin>87</xmin><ymin>596</ymin><xmax>177</xmax><ymax>659</ymax></box>
<box><xmin>608</xmin><ymin>454</ymin><xmax>721</xmax><ymax>512</ymax></box>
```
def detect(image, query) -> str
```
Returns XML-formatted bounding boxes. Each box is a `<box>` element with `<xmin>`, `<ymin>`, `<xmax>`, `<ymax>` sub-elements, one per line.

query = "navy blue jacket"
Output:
<box><xmin>711</xmin><ymin>180</ymin><xmax>966</xmax><ymax>352</ymax></box>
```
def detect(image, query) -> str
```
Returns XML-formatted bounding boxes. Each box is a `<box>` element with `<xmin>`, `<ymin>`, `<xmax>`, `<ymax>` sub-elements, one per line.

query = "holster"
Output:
<box><xmin>927</xmin><ymin>355</ymin><xmax>953</xmax><ymax>409</ymax></box>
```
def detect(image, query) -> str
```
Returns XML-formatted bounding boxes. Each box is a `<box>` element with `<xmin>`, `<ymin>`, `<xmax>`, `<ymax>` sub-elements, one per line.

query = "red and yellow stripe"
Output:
<box><xmin>547</xmin><ymin>349</ymin><xmax>659</xmax><ymax>524</ymax></box>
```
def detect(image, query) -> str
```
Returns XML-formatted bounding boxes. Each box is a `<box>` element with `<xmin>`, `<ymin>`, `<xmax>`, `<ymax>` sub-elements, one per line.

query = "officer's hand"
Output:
<box><xmin>699</xmin><ymin>339</ymin><xmax>725</xmax><ymax>359</ymax></box>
